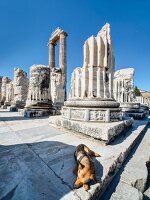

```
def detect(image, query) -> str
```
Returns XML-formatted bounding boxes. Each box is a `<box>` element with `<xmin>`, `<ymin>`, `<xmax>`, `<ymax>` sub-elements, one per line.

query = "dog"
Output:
<box><xmin>73</xmin><ymin>144</ymin><xmax>101</xmax><ymax>190</ymax></box>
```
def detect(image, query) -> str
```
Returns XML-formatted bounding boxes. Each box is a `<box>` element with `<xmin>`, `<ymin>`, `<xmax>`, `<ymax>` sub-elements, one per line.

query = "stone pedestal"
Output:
<box><xmin>49</xmin><ymin>23</ymin><xmax>133</xmax><ymax>142</ymax></box>
<box><xmin>120</xmin><ymin>102</ymin><xmax>146</xmax><ymax>119</ymax></box>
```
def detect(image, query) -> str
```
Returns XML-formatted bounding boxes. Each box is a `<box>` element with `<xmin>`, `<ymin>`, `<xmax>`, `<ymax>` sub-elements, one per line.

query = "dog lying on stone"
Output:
<box><xmin>73</xmin><ymin>144</ymin><xmax>101</xmax><ymax>190</ymax></box>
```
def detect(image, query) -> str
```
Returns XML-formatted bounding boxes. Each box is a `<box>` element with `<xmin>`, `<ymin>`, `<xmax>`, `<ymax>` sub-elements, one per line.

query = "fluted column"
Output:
<box><xmin>109</xmin><ymin>73</ymin><xmax>112</xmax><ymax>98</ymax></box>
<box><xmin>49</xmin><ymin>42</ymin><xmax>55</xmax><ymax>70</ymax></box>
<box><xmin>88</xmin><ymin>66</ymin><xmax>93</xmax><ymax>97</ymax></box>
<box><xmin>97</xmin><ymin>67</ymin><xmax>101</xmax><ymax>97</ymax></box>
<box><xmin>103</xmin><ymin>68</ymin><xmax>106</xmax><ymax>98</ymax></box>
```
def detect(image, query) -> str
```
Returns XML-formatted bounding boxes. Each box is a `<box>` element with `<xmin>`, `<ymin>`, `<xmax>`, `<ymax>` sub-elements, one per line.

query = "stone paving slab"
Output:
<box><xmin>110</xmin><ymin>123</ymin><xmax>150</xmax><ymax>199</ymax></box>
<box><xmin>110</xmin><ymin>182</ymin><xmax>143</xmax><ymax>200</ymax></box>
<box><xmin>0</xmin><ymin>109</ymin><xmax>149</xmax><ymax>200</ymax></box>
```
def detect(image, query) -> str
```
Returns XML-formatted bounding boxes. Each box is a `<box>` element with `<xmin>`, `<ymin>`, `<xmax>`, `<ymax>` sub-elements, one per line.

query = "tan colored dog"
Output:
<box><xmin>73</xmin><ymin>144</ymin><xmax>101</xmax><ymax>190</ymax></box>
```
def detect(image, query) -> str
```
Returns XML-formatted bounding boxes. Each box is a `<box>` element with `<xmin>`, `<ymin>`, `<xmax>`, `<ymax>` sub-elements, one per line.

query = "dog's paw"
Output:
<box><xmin>83</xmin><ymin>184</ymin><xmax>90</xmax><ymax>191</ymax></box>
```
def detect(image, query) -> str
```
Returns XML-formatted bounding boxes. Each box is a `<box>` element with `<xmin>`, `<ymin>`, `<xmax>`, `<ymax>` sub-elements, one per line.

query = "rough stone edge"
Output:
<box><xmin>49</xmin><ymin>116</ymin><xmax>133</xmax><ymax>143</ymax></box>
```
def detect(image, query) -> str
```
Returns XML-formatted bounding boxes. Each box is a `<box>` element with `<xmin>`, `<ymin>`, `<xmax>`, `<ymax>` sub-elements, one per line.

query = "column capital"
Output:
<box><xmin>60</xmin><ymin>31</ymin><xmax>68</xmax><ymax>37</ymax></box>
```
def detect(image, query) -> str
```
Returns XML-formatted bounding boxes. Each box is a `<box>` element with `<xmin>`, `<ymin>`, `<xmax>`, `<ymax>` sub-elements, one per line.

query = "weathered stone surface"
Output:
<box><xmin>0</xmin><ymin>76</ymin><xmax>3</xmax><ymax>105</ymax></box>
<box><xmin>48</xmin><ymin>28</ymin><xmax>67</xmax><ymax>110</ymax></box>
<box><xmin>110</xmin><ymin>121</ymin><xmax>150</xmax><ymax>199</ymax></box>
<box><xmin>69</xmin><ymin>23</ymin><xmax>114</xmax><ymax>99</ymax></box>
<box><xmin>49</xmin><ymin>115</ymin><xmax>133</xmax><ymax>142</ymax></box>
<box><xmin>113</xmin><ymin>68</ymin><xmax>146</xmax><ymax>119</ymax></box>
<box><xmin>1</xmin><ymin>76</ymin><xmax>11</xmax><ymax>105</ymax></box>
<box><xmin>114</xmin><ymin>68</ymin><xmax>135</xmax><ymax>103</ymax></box>
<box><xmin>12</xmin><ymin>68</ymin><xmax>29</xmax><ymax>108</ymax></box>
<box><xmin>26</xmin><ymin>64</ymin><xmax>51</xmax><ymax>107</ymax></box>
<box><xmin>5</xmin><ymin>80</ymin><xmax>14</xmax><ymax>106</ymax></box>
<box><xmin>144</xmin><ymin>188</ymin><xmax>150</xmax><ymax>199</ymax></box>
<box><xmin>59</xmin><ymin>23</ymin><xmax>122</xmax><ymax>125</ymax></box>
<box><xmin>110</xmin><ymin>182</ymin><xmax>143</xmax><ymax>200</ymax></box>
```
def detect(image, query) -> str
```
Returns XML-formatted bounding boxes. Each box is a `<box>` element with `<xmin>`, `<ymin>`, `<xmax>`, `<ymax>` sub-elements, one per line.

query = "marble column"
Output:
<box><xmin>97</xmin><ymin>67</ymin><xmax>101</xmax><ymax>97</ymax></box>
<box><xmin>118</xmin><ymin>80</ymin><xmax>120</xmax><ymax>102</ymax></box>
<box><xmin>49</xmin><ymin>42</ymin><xmax>55</xmax><ymax>70</ymax></box>
<box><xmin>88</xmin><ymin>66</ymin><xmax>93</xmax><ymax>97</ymax></box>
<box><xmin>103</xmin><ymin>68</ymin><xmax>106</xmax><ymax>98</ymax></box>
<box><xmin>109</xmin><ymin>73</ymin><xmax>112</xmax><ymax>98</ymax></box>
<box><xmin>59</xmin><ymin>32</ymin><xmax>67</xmax><ymax>74</ymax></box>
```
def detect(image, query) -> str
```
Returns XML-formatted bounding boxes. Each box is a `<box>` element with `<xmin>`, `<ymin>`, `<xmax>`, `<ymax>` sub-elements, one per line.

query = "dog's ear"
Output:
<box><xmin>84</xmin><ymin>145</ymin><xmax>101</xmax><ymax>157</ymax></box>
<box><xmin>94</xmin><ymin>152</ymin><xmax>101</xmax><ymax>157</ymax></box>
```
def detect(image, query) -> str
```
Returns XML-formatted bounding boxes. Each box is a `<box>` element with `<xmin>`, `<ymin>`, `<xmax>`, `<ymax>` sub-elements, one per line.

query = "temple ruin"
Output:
<box><xmin>48</xmin><ymin>27</ymin><xmax>67</xmax><ymax>110</ymax></box>
<box><xmin>11</xmin><ymin>68</ymin><xmax>29</xmax><ymax>109</ymax></box>
<box><xmin>49</xmin><ymin>23</ymin><xmax>133</xmax><ymax>143</ymax></box>
<box><xmin>1</xmin><ymin>76</ymin><xmax>11</xmax><ymax>106</ymax></box>
<box><xmin>24</xmin><ymin>64</ymin><xmax>53</xmax><ymax>117</ymax></box>
<box><xmin>114</xmin><ymin>68</ymin><xmax>146</xmax><ymax>119</ymax></box>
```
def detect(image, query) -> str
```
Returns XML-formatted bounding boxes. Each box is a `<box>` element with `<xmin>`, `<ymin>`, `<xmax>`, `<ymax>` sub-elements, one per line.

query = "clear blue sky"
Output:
<box><xmin>0</xmin><ymin>0</ymin><xmax>150</xmax><ymax>93</ymax></box>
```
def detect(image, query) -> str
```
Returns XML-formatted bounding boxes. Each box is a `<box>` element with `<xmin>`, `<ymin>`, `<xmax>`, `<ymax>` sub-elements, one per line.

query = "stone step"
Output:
<box><xmin>109</xmin><ymin>124</ymin><xmax>150</xmax><ymax>200</ymax></box>
<box><xmin>49</xmin><ymin>115</ymin><xmax>134</xmax><ymax>143</ymax></box>
<box><xmin>47</xmin><ymin>118</ymin><xmax>149</xmax><ymax>199</ymax></box>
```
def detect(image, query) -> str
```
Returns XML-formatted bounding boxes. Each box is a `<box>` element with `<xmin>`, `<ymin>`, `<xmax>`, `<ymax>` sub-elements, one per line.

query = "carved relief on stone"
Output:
<box><xmin>71</xmin><ymin>109</ymin><xmax>85</xmax><ymax>120</ymax></box>
<box><xmin>26</xmin><ymin>65</ymin><xmax>50</xmax><ymax>106</ymax></box>
<box><xmin>89</xmin><ymin>110</ymin><xmax>106</xmax><ymax>121</ymax></box>
<box><xmin>110</xmin><ymin>111</ymin><xmax>122</xmax><ymax>120</ymax></box>
<box><xmin>62</xmin><ymin>107</ymin><xmax>70</xmax><ymax>119</ymax></box>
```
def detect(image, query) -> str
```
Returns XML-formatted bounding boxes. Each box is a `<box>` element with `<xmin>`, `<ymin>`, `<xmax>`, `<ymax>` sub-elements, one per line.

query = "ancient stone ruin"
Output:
<box><xmin>49</xmin><ymin>23</ymin><xmax>133</xmax><ymax>143</ymax></box>
<box><xmin>9</xmin><ymin>68</ymin><xmax>29</xmax><ymax>110</ymax></box>
<box><xmin>24</xmin><ymin>64</ymin><xmax>53</xmax><ymax>117</ymax></box>
<box><xmin>114</xmin><ymin>68</ymin><xmax>146</xmax><ymax>119</ymax></box>
<box><xmin>5</xmin><ymin>80</ymin><xmax>14</xmax><ymax>106</ymax></box>
<box><xmin>114</xmin><ymin>68</ymin><xmax>135</xmax><ymax>103</ymax></box>
<box><xmin>0</xmin><ymin>76</ymin><xmax>3</xmax><ymax>106</ymax></box>
<box><xmin>48</xmin><ymin>27</ymin><xmax>67</xmax><ymax>110</ymax></box>
<box><xmin>0</xmin><ymin>76</ymin><xmax>11</xmax><ymax>107</ymax></box>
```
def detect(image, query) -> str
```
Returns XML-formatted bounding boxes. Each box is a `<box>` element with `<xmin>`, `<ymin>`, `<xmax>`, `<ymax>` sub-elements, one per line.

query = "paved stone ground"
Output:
<box><xmin>0</xmin><ymin>109</ymin><xmax>149</xmax><ymax>200</ymax></box>
<box><xmin>110</xmin><ymin>124</ymin><xmax>150</xmax><ymax>200</ymax></box>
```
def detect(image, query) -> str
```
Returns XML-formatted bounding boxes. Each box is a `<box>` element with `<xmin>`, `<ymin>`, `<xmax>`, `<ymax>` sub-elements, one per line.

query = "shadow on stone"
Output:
<box><xmin>0</xmin><ymin>140</ymin><xmax>103</xmax><ymax>200</ymax></box>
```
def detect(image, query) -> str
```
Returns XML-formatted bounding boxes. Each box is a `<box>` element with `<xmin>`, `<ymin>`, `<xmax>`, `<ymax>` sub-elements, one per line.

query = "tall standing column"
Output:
<box><xmin>59</xmin><ymin>32</ymin><xmax>67</xmax><ymax>100</ymax></box>
<box><xmin>59</xmin><ymin>32</ymin><xmax>67</xmax><ymax>74</ymax></box>
<box><xmin>49</xmin><ymin>42</ymin><xmax>55</xmax><ymax>70</ymax></box>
